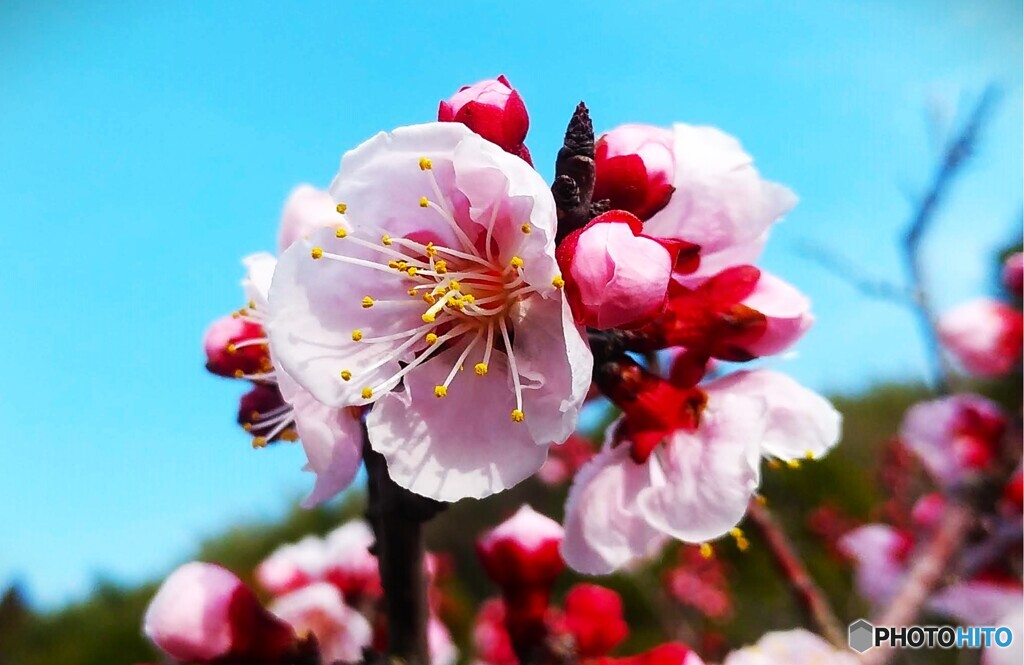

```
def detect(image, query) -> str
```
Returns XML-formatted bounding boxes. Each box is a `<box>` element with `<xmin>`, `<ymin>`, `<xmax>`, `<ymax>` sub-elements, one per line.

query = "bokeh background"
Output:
<box><xmin>1</xmin><ymin>1</ymin><xmax>1021</xmax><ymax>663</ymax></box>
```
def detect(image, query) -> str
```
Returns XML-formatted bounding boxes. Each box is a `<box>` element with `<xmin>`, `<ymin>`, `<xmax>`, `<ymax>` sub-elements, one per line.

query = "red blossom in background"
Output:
<box><xmin>593</xmin><ymin>124</ymin><xmax>676</xmax><ymax>220</ymax></box>
<box><xmin>664</xmin><ymin>545</ymin><xmax>733</xmax><ymax>619</ymax></box>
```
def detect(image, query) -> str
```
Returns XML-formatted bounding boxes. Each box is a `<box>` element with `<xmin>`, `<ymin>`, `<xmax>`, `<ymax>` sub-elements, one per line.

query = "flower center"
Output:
<box><xmin>308</xmin><ymin>156</ymin><xmax>564</xmax><ymax>422</ymax></box>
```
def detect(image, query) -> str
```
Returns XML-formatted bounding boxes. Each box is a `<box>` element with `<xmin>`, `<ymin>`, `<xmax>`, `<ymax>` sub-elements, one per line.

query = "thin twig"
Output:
<box><xmin>797</xmin><ymin>240</ymin><xmax>915</xmax><ymax>307</ymax></box>
<box><xmin>746</xmin><ymin>500</ymin><xmax>846</xmax><ymax>647</ymax></box>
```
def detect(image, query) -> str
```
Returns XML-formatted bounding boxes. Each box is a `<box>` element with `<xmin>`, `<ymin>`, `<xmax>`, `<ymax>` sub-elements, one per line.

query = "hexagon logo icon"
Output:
<box><xmin>849</xmin><ymin>618</ymin><xmax>875</xmax><ymax>653</ymax></box>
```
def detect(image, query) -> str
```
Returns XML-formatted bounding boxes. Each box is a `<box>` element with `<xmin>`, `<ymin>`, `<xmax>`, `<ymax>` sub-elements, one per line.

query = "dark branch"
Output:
<box><xmin>553</xmin><ymin>102</ymin><xmax>597</xmax><ymax>245</ymax></box>
<box><xmin>797</xmin><ymin>240</ymin><xmax>914</xmax><ymax>306</ymax></box>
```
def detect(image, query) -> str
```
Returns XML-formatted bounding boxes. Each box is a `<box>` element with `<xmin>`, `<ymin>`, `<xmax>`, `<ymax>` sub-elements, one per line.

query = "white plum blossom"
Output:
<box><xmin>267</xmin><ymin>123</ymin><xmax>592</xmax><ymax>502</ymax></box>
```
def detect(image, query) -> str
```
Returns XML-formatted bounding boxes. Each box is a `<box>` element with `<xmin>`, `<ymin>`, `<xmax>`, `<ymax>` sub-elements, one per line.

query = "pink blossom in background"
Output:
<box><xmin>537</xmin><ymin>433</ymin><xmax>595</xmax><ymax>485</ymax></box>
<box><xmin>938</xmin><ymin>298</ymin><xmax>1023</xmax><ymax>377</ymax></box>
<box><xmin>277</xmin><ymin>185</ymin><xmax>340</xmax><ymax>253</ymax></box>
<box><xmin>837</xmin><ymin>524</ymin><xmax>913</xmax><ymax>607</ymax></box>
<box><xmin>1002</xmin><ymin>252</ymin><xmax>1024</xmax><ymax>297</ymax></box>
<box><xmin>472</xmin><ymin>599</ymin><xmax>517</xmax><ymax>665</ymax></box>
<box><xmin>664</xmin><ymin>545</ymin><xmax>733</xmax><ymax>619</ymax></box>
<box><xmin>899</xmin><ymin>393</ymin><xmax>1006</xmax><ymax>485</ymax></box>
<box><xmin>324</xmin><ymin>520</ymin><xmax>382</xmax><ymax>603</ymax></box>
<box><xmin>720</xmin><ymin>629</ymin><xmax>857</xmax><ymax>665</ymax></box>
<box><xmin>439</xmin><ymin>75</ymin><xmax>532</xmax><ymax>163</ymax></box>
<box><xmin>556</xmin><ymin>210</ymin><xmax>699</xmax><ymax>330</ymax></box>
<box><xmin>929</xmin><ymin>579</ymin><xmax>1023</xmax><ymax>665</ymax></box>
<box><xmin>144</xmin><ymin>562</ymin><xmax>295</xmax><ymax>663</ymax></box>
<box><xmin>593</xmin><ymin>124</ymin><xmax>676</xmax><ymax>220</ymax></box>
<box><xmin>256</xmin><ymin>535</ymin><xmax>329</xmax><ymax>596</ymax></box>
<box><xmin>267</xmin><ymin>122</ymin><xmax>591</xmax><ymax>502</ymax></box>
<box><xmin>270</xmin><ymin>582</ymin><xmax>373</xmax><ymax>663</ymax></box>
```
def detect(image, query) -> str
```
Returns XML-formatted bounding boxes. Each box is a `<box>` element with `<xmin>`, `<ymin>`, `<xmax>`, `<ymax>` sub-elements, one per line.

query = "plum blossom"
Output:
<box><xmin>929</xmin><ymin>579</ymin><xmax>1023</xmax><ymax>665</ymax></box>
<box><xmin>900</xmin><ymin>394</ymin><xmax>1005</xmax><ymax>486</ymax></box>
<box><xmin>267</xmin><ymin>122</ymin><xmax>591</xmax><ymax>502</ymax></box>
<box><xmin>600</xmin><ymin>643</ymin><xmax>706</xmax><ymax>665</ymax></box>
<box><xmin>562</xmin><ymin>368</ymin><xmax>840</xmax><ymax>574</ymax></box>
<box><xmin>556</xmin><ymin>210</ymin><xmax>699</xmax><ymax>330</ymax></box>
<box><xmin>938</xmin><ymin>298</ymin><xmax>1023</xmax><ymax>377</ymax></box>
<box><xmin>1003</xmin><ymin>252</ymin><xmax>1024</xmax><ymax>297</ymax></box>
<box><xmin>144</xmin><ymin>562</ymin><xmax>296</xmax><ymax>663</ymax></box>
<box><xmin>323</xmin><ymin>520</ymin><xmax>382</xmax><ymax>602</ymax></box>
<box><xmin>560</xmin><ymin>584</ymin><xmax>629</xmax><ymax>658</ymax></box>
<box><xmin>720</xmin><ymin>629</ymin><xmax>857</xmax><ymax>665</ymax></box>
<box><xmin>270</xmin><ymin>582</ymin><xmax>373</xmax><ymax>663</ymax></box>
<box><xmin>256</xmin><ymin>534</ymin><xmax>331</xmax><ymax>596</ymax></box>
<box><xmin>537</xmin><ymin>433</ymin><xmax>595</xmax><ymax>485</ymax></box>
<box><xmin>595</xmin><ymin>123</ymin><xmax>797</xmax><ymax>280</ymax></box>
<box><xmin>439</xmin><ymin>75</ymin><xmax>532</xmax><ymax>163</ymax></box>
<box><xmin>836</xmin><ymin>524</ymin><xmax>913</xmax><ymax>607</ymax></box>
<box><xmin>593</xmin><ymin>124</ymin><xmax>676</xmax><ymax>220</ymax></box>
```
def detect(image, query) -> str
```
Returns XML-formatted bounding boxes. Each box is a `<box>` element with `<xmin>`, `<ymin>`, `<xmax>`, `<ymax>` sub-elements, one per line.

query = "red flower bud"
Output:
<box><xmin>439</xmin><ymin>75</ymin><xmax>532</xmax><ymax>164</ymax></box>
<box><xmin>563</xmin><ymin>584</ymin><xmax>628</xmax><ymax>658</ymax></box>
<box><xmin>593</xmin><ymin>124</ymin><xmax>676</xmax><ymax>220</ymax></box>
<box><xmin>204</xmin><ymin>315</ymin><xmax>269</xmax><ymax>378</ymax></box>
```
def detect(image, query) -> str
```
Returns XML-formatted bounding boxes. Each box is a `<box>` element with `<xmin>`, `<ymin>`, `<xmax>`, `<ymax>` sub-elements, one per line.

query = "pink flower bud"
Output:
<box><xmin>438</xmin><ymin>75</ymin><xmax>531</xmax><ymax>163</ymax></box>
<box><xmin>269</xmin><ymin>582</ymin><xmax>373</xmax><ymax>664</ymax></box>
<box><xmin>1003</xmin><ymin>252</ymin><xmax>1024</xmax><ymax>297</ymax></box>
<box><xmin>255</xmin><ymin>535</ymin><xmax>329</xmax><ymax>596</ymax></box>
<box><xmin>203</xmin><ymin>315</ymin><xmax>269</xmax><ymax>378</ymax></box>
<box><xmin>594</xmin><ymin>124</ymin><xmax>676</xmax><ymax>220</ymax></box>
<box><xmin>938</xmin><ymin>298</ymin><xmax>1023</xmax><ymax>377</ymax></box>
<box><xmin>556</xmin><ymin>211</ymin><xmax>698</xmax><ymax>330</ymax></box>
<box><xmin>563</xmin><ymin>584</ymin><xmax>628</xmax><ymax>658</ymax></box>
<box><xmin>477</xmin><ymin>506</ymin><xmax>565</xmax><ymax>649</ymax></box>
<box><xmin>144</xmin><ymin>562</ymin><xmax>295</xmax><ymax>663</ymax></box>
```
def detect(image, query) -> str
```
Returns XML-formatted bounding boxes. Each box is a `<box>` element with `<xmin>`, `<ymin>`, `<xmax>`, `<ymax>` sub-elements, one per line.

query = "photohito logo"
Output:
<box><xmin>848</xmin><ymin>618</ymin><xmax>1014</xmax><ymax>653</ymax></box>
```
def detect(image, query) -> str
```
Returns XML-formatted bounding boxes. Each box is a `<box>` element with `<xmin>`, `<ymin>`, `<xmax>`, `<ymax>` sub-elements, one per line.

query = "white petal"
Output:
<box><xmin>561</xmin><ymin>436</ymin><xmax>667</xmax><ymax>575</ymax></box>
<box><xmin>277</xmin><ymin>185</ymin><xmax>339</xmax><ymax>253</ymax></box>
<box><xmin>366</xmin><ymin>344</ymin><xmax>548</xmax><ymax>501</ymax></box>
<box><xmin>929</xmin><ymin>580</ymin><xmax>1022</xmax><ymax>626</ymax></box>
<box><xmin>836</xmin><ymin>524</ymin><xmax>907</xmax><ymax>608</ymax></box>
<box><xmin>705</xmin><ymin>370</ymin><xmax>841</xmax><ymax>462</ymax></box>
<box><xmin>510</xmin><ymin>294</ymin><xmax>593</xmax><ymax>446</ymax></box>
<box><xmin>241</xmin><ymin>252</ymin><xmax>277</xmax><ymax>310</ymax></box>
<box><xmin>637</xmin><ymin>393</ymin><xmax>764</xmax><ymax>543</ymax></box>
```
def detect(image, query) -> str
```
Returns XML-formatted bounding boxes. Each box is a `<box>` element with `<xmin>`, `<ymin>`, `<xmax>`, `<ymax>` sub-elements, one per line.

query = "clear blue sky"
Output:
<box><xmin>1</xmin><ymin>1</ymin><xmax>1020</xmax><ymax>608</ymax></box>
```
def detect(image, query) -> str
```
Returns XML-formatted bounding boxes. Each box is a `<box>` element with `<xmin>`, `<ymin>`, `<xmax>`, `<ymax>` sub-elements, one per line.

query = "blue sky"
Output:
<box><xmin>1</xmin><ymin>1</ymin><xmax>1020</xmax><ymax>608</ymax></box>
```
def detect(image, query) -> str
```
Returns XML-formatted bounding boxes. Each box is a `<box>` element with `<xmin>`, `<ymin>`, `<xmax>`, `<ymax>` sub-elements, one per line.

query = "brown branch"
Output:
<box><xmin>363</xmin><ymin>435</ymin><xmax>444</xmax><ymax>665</ymax></box>
<box><xmin>859</xmin><ymin>504</ymin><xmax>973</xmax><ymax>665</ymax></box>
<box><xmin>796</xmin><ymin>240</ymin><xmax>914</xmax><ymax>307</ymax></box>
<box><xmin>552</xmin><ymin>102</ymin><xmax>597</xmax><ymax>245</ymax></box>
<box><xmin>746</xmin><ymin>500</ymin><xmax>846</xmax><ymax>647</ymax></box>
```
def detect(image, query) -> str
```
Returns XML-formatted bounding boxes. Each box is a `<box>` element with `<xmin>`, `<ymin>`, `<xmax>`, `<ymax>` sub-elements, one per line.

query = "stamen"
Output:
<box><xmin>381</xmin><ymin>234</ymin><xmax>392</xmax><ymax>246</ymax></box>
<box><xmin>425</xmin><ymin>332</ymin><xmax>438</xmax><ymax>345</ymax></box>
<box><xmin>252</xmin><ymin>437</ymin><xmax>268</xmax><ymax>448</ymax></box>
<box><xmin>391</xmin><ymin>237</ymin><xmax>493</xmax><ymax>269</ymax></box>
<box><xmin>699</xmin><ymin>543</ymin><xmax>714</xmax><ymax>559</ymax></box>
<box><xmin>340</xmin><ymin>370</ymin><xmax>352</xmax><ymax>381</ymax></box>
<box><xmin>418</xmin><ymin>156</ymin><xmax>432</xmax><ymax>170</ymax></box>
<box><xmin>511</xmin><ymin>409</ymin><xmax>525</xmax><ymax>422</ymax></box>
<box><xmin>361</xmin><ymin>296</ymin><xmax>374</xmax><ymax>309</ymax></box>
<box><xmin>434</xmin><ymin>385</ymin><xmax>447</xmax><ymax>398</ymax></box>
<box><xmin>419</xmin><ymin>196</ymin><xmax>429</xmax><ymax>208</ymax></box>
<box><xmin>520</xmin><ymin>223</ymin><xmax>531</xmax><ymax>234</ymax></box>
<box><xmin>552</xmin><ymin>275</ymin><xmax>565</xmax><ymax>289</ymax></box>
<box><xmin>439</xmin><ymin>329</ymin><xmax>483</xmax><ymax>391</ymax></box>
<box><xmin>335</xmin><ymin>227</ymin><xmax>348</xmax><ymax>238</ymax></box>
<box><xmin>509</xmin><ymin>256</ymin><xmax>524</xmax><ymax>270</ymax></box>
<box><xmin>311</xmin><ymin>247</ymin><xmax>324</xmax><ymax>260</ymax></box>
<box><xmin>366</xmin><ymin>324</ymin><xmax>471</xmax><ymax>395</ymax></box>
<box><xmin>335</xmin><ymin>203</ymin><xmax>347</xmax><ymax>214</ymax></box>
<box><xmin>499</xmin><ymin>318</ymin><xmax>524</xmax><ymax>418</ymax></box>
<box><xmin>352</xmin><ymin>330</ymin><xmax>363</xmax><ymax>341</ymax></box>
<box><xmin>361</xmin><ymin>387</ymin><xmax>373</xmax><ymax>399</ymax></box>
<box><xmin>421</xmin><ymin>290</ymin><xmax>460</xmax><ymax>322</ymax></box>
<box><xmin>424</xmin><ymin>200</ymin><xmax>476</xmax><ymax>253</ymax></box>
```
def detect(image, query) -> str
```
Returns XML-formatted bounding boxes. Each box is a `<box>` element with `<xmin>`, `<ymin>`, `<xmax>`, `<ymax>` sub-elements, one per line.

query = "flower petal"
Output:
<box><xmin>277</xmin><ymin>185</ymin><xmax>339</xmax><ymax>253</ymax></box>
<box><xmin>366</xmin><ymin>343</ymin><xmax>549</xmax><ymax>501</ymax></box>
<box><xmin>561</xmin><ymin>436</ymin><xmax>667</xmax><ymax>575</ymax></box>
<box><xmin>241</xmin><ymin>252</ymin><xmax>277</xmax><ymax>309</ymax></box>
<box><xmin>637</xmin><ymin>393</ymin><xmax>764</xmax><ymax>543</ymax></box>
<box><xmin>705</xmin><ymin>370</ymin><xmax>841</xmax><ymax>461</ymax></box>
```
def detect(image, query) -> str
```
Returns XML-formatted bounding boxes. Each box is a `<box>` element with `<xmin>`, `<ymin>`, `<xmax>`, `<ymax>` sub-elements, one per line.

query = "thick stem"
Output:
<box><xmin>364</xmin><ymin>437</ymin><xmax>438</xmax><ymax>665</ymax></box>
<box><xmin>859</xmin><ymin>504</ymin><xmax>973</xmax><ymax>665</ymax></box>
<box><xmin>746</xmin><ymin>501</ymin><xmax>846</xmax><ymax>648</ymax></box>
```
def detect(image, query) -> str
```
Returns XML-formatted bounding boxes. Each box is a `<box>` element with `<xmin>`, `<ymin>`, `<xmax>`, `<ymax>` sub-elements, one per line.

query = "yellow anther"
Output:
<box><xmin>351</xmin><ymin>329</ymin><xmax>363</xmax><ymax>341</ymax></box>
<box><xmin>388</xmin><ymin>260</ymin><xmax>401</xmax><ymax>269</ymax></box>
<box><xmin>425</xmin><ymin>332</ymin><xmax>438</xmax><ymax>345</ymax></box>
<box><xmin>231</xmin><ymin>311</ymin><xmax>241</xmax><ymax>319</ymax></box>
<box><xmin>510</xmin><ymin>256</ymin><xmax>524</xmax><ymax>269</ymax></box>
<box><xmin>521</xmin><ymin>223</ymin><xmax>532</xmax><ymax>234</ymax></box>
<box><xmin>552</xmin><ymin>275</ymin><xmax>565</xmax><ymax>289</ymax></box>
<box><xmin>755</xmin><ymin>494</ymin><xmax>768</xmax><ymax>505</ymax></box>
<box><xmin>462</xmin><ymin>294</ymin><xmax>476</xmax><ymax>304</ymax></box>
<box><xmin>407</xmin><ymin>288</ymin><xmax>418</xmax><ymax>296</ymax></box>
<box><xmin>340</xmin><ymin>370</ymin><xmax>352</xmax><ymax>381</ymax></box>
<box><xmin>335</xmin><ymin>227</ymin><xmax>348</xmax><ymax>238</ymax></box>
<box><xmin>360</xmin><ymin>387</ymin><xmax>373</xmax><ymax>399</ymax></box>
<box><xmin>242</xmin><ymin>422</ymin><xmax>252</xmax><ymax>432</ymax></box>
<box><xmin>449</xmin><ymin>280</ymin><xmax>461</xmax><ymax>291</ymax></box>
<box><xmin>419</xmin><ymin>196</ymin><xmax>429</xmax><ymax>208</ymax></box>
<box><xmin>767</xmin><ymin>459</ymin><xmax>782</xmax><ymax>470</ymax></box>
<box><xmin>406</xmin><ymin>266</ymin><xmax>418</xmax><ymax>276</ymax></box>
<box><xmin>699</xmin><ymin>543</ymin><xmax>713</xmax><ymax>559</ymax></box>
<box><xmin>511</xmin><ymin>409</ymin><xmax>525</xmax><ymax>422</ymax></box>
<box><xmin>233</xmin><ymin>369</ymin><xmax>245</xmax><ymax>379</ymax></box>
<box><xmin>736</xmin><ymin>537</ymin><xmax>750</xmax><ymax>552</ymax></box>
<box><xmin>419</xmin><ymin>156</ymin><xmax>432</xmax><ymax>170</ymax></box>
<box><xmin>238</xmin><ymin>308</ymin><xmax>249</xmax><ymax>317</ymax></box>
<box><xmin>787</xmin><ymin>459</ymin><xmax>802</xmax><ymax>469</ymax></box>
<box><xmin>474</xmin><ymin>363</ymin><xmax>488</xmax><ymax>376</ymax></box>
<box><xmin>434</xmin><ymin>260</ymin><xmax>448</xmax><ymax>274</ymax></box>
<box><xmin>729</xmin><ymin>527</ymin><xmax>744</xmax><ymax>539</ymax></box>
<box><xmin>226</xmin><ymin>343</ymin><xmax>237</xmax><ymax>354</ymax></box>
<box><xmin>280</xmin><ymin>429</ymin><xmax>298</xmax><ymax>442</ymax></box>
<box><xmin>425</xmin><ymin>242</ymin><xmax>437</xmax><ymax>257</ymax></box>
<box><xmin>248</xmin><ymin>299</ymin><xmax>256</xmax><ymax>309</ymax></box>
<box><xmin>423</xmin><ymin>293</ymin><xmax>437</xmax><ymax>305</ymax></box>
<box><xmin>252</xmin><ymin>436</ymin><xmax>268</xmax><ymax>448</ymax></box>
<box><xmin>361</xmin><ymin>296</ymin><xmax>375</xmax><ymax>309</ymax></box>
<box><xmin>311</xmin><ymin>247</ymin><xmax>324</xmax><ymax>260</ymax></box>
<box><xmin>422</xmin><ymin>313</ymin><xmax>436</xmax><ymax>323</ymax></box>
<box><xmin>381</xmin><ymin>234</ymin><xmax>392</xmax><ymax>246</ymax></box>
<box><xmin>805</xmin><ymin>450</ymin><xmax>816</xmax><ymax>460</ymax></box>
<box><xmin>335</xmin><ymin>203</ymin><xmax>347</xmax><ymax>214</ymax></box>
<box><xmin>250</xmin><ymin>410</ymin><xmax>261</xmax><ymax>421</ymax></box>
<box><xmin>433</xmin><ymin>385</ymin><xmax>447</xmax><ymax>398</ymax></box>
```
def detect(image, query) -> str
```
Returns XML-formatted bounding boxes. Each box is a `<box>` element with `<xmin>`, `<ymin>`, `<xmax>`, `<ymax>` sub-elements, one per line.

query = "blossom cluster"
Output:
<box><xmin>144</xmin><ymin>520</ymin><xmax>457</xmax><ymax>665</ymax></box>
